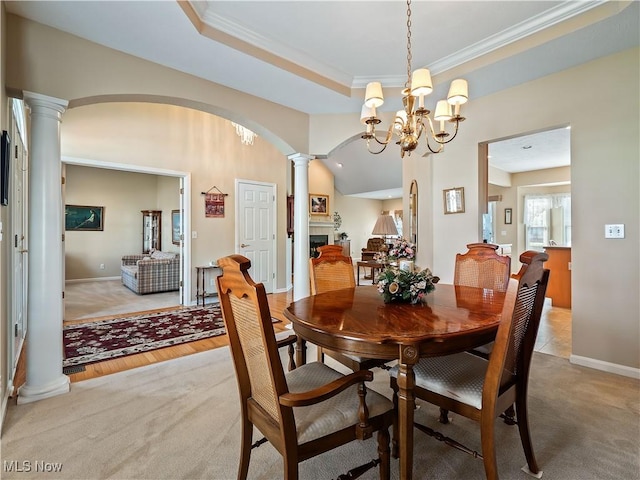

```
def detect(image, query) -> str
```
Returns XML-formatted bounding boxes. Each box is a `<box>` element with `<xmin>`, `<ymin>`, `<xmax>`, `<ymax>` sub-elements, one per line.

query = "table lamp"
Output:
<box><xmin>372</xmin><ymin>214</ymin><xmax>398</xmax><ymax>245</ymax></box>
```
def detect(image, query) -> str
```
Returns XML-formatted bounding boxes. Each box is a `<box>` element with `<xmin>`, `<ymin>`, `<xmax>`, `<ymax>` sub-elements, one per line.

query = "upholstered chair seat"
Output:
<box><xmin>390</xmin><ymin>353</ymin><xmax>505</xmax><ymax>410</ymax></box>
<box><xmin>286</xmin><ymin>362</ymin><xmax>392</xmax><ymax>444</ymax></box>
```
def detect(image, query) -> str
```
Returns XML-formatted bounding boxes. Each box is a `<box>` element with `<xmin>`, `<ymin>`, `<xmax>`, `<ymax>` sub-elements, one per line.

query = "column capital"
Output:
<box><xmin>288</xmin><ymin>152</ymin><xmax>314</xmax><ymax>166</ymax></box>
<box><xmin>23</xmin><ymin>91</ymin><xmax>69</xmax><ymax>115</ymax></box>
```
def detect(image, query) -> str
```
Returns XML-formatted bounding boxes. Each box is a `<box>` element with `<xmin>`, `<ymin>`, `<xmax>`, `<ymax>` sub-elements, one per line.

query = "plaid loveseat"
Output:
<box><xmin>121</xmin><ymin>251</ymin><xmax>180</xmax><ymax>295</ymax></box>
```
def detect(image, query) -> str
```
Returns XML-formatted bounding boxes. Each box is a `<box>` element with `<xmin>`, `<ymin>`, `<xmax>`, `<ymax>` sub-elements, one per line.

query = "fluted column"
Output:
<box><xmin>288</xmin><ymin>153</ymin><xmax>313</xmax><ymax>301</ymax></box>
<box><xmin>18</xmin><ymin>92</ymin><xmax>70</xmax><ymax>404</ymax></box>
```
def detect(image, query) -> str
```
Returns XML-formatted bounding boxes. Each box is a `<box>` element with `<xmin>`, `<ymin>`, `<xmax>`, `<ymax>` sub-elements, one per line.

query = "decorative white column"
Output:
<box><xmin>18</xmin><ymin>92</ymin><xmax>70</xmax><ymax>404</ymax></box>
<box><xmin>288</xmin><ymin>153</ymin><xmax>313</xmax><ymax>301</ymax></box>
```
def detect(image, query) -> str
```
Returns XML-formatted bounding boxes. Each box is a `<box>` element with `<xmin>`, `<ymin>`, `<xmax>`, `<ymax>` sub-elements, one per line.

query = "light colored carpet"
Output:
<box><xmin>2</xmin><ymin>343</ymin><xmax>638</xmax><ymax>480</ymax></box>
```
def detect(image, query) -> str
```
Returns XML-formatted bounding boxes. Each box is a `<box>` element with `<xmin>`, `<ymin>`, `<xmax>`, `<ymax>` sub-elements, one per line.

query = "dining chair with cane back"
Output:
<box><xmin>389</xmin><ymin>251</ymin><xmax>550</xmax><ymax>480</ymax></box>
<box><xmin>454</xmin><ymin>243</ymin><xmax>511</xmax><ymax>291</ymax></box>
<box><xmin>216</xmin><ymin>254</ymin><xmax>393</xmax><ymax>480</ymax></box>
<box><xmin>445</xmin><ymin>242</ymin><xmax>513</xmax><ymax>423</ymax></box>
<box><xmin>455</xmin><ymin>242</ymin><xmax>512</xmax><ymax>358</ymax></box>
<box><xmin>310</xmin><ymin>245</ymin><xmax>392</xmax><ymax>372</ymax></box>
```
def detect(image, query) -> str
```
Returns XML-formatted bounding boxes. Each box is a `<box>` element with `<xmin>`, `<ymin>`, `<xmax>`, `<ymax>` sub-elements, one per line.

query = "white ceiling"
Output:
<box><xmin>6</xmin><ymin>1</ymin><xmax>638</xmax><ymax>198</ymax></box>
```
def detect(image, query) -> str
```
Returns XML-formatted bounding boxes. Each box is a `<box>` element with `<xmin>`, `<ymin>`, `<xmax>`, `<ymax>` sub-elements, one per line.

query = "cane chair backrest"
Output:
<box><xmin>216</xmin><ymin>255</ymin><xmax>289</xmax><ymax>426</ymax></box>
<box><xmin>454</xmin><ymin>243</ymin><xmax>511</xmax><ymax>292</ymax></box>
<box><xmin>310</xmin><ymin>244</ymin><xmax>355</xmax><ymax>295</ymax></box>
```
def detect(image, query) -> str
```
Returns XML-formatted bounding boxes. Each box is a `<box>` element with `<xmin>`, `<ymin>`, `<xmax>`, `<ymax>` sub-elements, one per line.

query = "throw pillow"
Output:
<box><xmin>150</xmin><ymin>250</ymin><xmax>176</xmax><ymax>260</ymax></box>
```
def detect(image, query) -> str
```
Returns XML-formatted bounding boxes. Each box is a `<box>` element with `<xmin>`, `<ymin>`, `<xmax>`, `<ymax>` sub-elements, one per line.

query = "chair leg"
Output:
<box><xmin>439</xmin><ymin>407</ymin><xmax>450</xmax><ymax>424</ymax></box>
<box><xmin>238</xmin><ymin>417</ymin><xmax>253</xmax><ymax>480</ymax></box>
<box><xmin>502</xmin><ymin>404</ymin><xmax>516</xmax><ymax>425</ymax></box>
<box><xmin>317</xmin><ymin>346</ymin><xmax>325</xmax><ymax>363</ymax></box>
<box><xmin>391</xmin><ymin>390</ymin><xmax>399</xmax><ymax>459</ymax></box>
<box><xmin>283</xmin><ymin>454</ymin><xmax>299</xmax><ymax>480</ymax></box>
<box><xmin>377</xmin><ymin>427</ymin><xmax>391</xmax><ymax>480</ymax></box>
<box><xmin>480</xmin><ymin>414</ymin><xmax>499</xmax><ymax>480</ymax></box>
<box><xmin>515</xmin><ymin>395</ymin><xmax>540</xmax><ymax>475</ymax></box>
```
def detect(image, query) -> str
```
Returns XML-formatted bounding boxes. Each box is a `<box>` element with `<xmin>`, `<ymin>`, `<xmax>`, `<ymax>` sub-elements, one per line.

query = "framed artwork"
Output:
<box><xmin>504</xmin><ymin>207</ymin><xmax>513</xmax><ymax>225</ymax></box>
<box><xmin>443</xmin><ymin>187</ymin><xmax>465</xmax><ymax>214</ymax></box>
<box><xmin>171</xmin><ymin>209</ymin><xmax>181</xmax><ymax>245</ymax></box>
<box><xmin>309</xmin><ymin>193</ymin><xmax>329</xmax><ymax>215</ymax></box>
<box><xmin>65</xmin><ymin>205</ymin><xmax>104</xmax><ymax>231</ymax></box>
<box><xmin>287</xmin><ymin>195</ymin><xmax>294</xmax><ymax>238</ymax></box>
<box><xmin>205</xmin><ymin>193</ymin><xmax>225</xmax><ymax>218</ymax></box>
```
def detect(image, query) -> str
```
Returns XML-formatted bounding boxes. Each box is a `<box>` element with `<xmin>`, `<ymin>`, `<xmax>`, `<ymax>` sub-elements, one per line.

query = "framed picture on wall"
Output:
<box><xmin>504</xmin><ymin>208</ymin><xmax>513</xmax><ymax>224</ymax></box>
<box><xmin>171</xmin><ymin>209</ymin><xmax>181</xmax><ymax>245</ymax></box>
<box><xmin>65</xmin><ymin>205</ymin><xmax>104</xmax><ymax>231</ymax></box>
<box><xmin>443</xmin><ymin>187</ymin><xmax>465</xmax><ymax>214</ymax></box>
<box><xmin>309</xmin><ymin>193</ymin><xmax>329</xmax><ymax>215</ymax></box>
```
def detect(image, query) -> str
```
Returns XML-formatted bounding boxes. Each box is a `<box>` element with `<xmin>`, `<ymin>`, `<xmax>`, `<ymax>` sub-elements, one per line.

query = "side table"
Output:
<box><xmin>196</xmin><ymin>265</ymin><xmax>221</xmax><ymax>306</ymax></box>
<box><xmin>356</xmin><ymin>260</ymin><xmax>385</xmax><ymax>285</ymax></box>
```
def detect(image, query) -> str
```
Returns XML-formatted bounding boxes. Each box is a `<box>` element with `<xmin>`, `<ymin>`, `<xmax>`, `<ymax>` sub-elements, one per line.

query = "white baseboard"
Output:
<box><xmin>274</xmin><ymin>285</ymin><xmax>293</xmax><ymax>294</ymax></box>
<box><xmin>1</xmin><ymin>379</ymin><xmax>15</xmax><ymax>435</ymax></box>
<box><xmin>66</xmin><ymin>277</ymin><xmax>121</xmax><ymax>284</ymax></box>
<box><xmin>570</xmin><ymin>354</ymin><xmax>640</xmax><ymax>379</ymax></box>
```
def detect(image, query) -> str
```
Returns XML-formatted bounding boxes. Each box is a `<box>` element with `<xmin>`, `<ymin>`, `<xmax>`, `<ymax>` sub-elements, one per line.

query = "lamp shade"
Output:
<box><xmin>360</xmin><ymin>104</ymin><xmax>376</xmax><ymax>124</ymax></box>
<box><xmin>365</xmin><ymin>82</ymin><xmax>384</xmax><ymax>108</ymax></box>
<box><xmin>411</xmin><ymin>68</ymin><xmax>433</xmax><ymax>96</ymax></box>
<box><xmin>434</xmin><ymin>100</ymin><xmax>452</xmax><ymax>121</ymax></box>
<box><xmin>372</xmin><ymin>215</ymin><xmax>398</xmax><ymax>236</ymax></box>
<box><xmin>447</xmin><ymin>79</ymin><xmax>469</xmax><ymax>105</ymax></box>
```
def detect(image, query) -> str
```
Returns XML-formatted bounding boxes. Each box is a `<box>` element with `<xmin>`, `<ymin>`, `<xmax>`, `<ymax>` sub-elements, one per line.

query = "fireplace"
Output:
<box><xmin>310</xmin><ymin>235</ymin><xmax>329</xmax><ymax>258</ymax></box>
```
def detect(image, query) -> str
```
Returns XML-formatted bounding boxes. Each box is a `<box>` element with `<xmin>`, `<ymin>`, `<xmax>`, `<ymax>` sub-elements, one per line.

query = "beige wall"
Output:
<box><xmin>333</xmin><ymin>192</ymin><xmax>384</xmax><ymax>258</ymax></box>
<box><xmin>2</xmin><ymin>11</ymin><xmax>637</xmax><ymax>387</ymax></box>
<box><xmin>6</xmin><ymin>15</ymin><xmax>309</xmax><ymax>155</ymax></box>
<box><xmin>314</xmin><ymin>48</ymin><xmax>640</xmax><ymax>371</ymax></box>
<box><xmin>64</xmin><ymin>165</ymin><xmax>180</xmax><ymax>280</ymax></box>
<box><xmin>61</xmin><ymin>102</ymin><xmax>289</xmax><ymax>296</ymax></box>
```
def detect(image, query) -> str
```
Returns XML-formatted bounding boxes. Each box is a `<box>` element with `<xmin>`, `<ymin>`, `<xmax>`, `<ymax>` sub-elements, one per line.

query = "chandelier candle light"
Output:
<box><xmin>361</xmin><ymin>0</ymin><xmax>469</xmax><ymax>158</ymax></box>
<box><xmin>231</xmin><ymin>122</ymin><xmax>257</xmax><ymax>146</ymax></box>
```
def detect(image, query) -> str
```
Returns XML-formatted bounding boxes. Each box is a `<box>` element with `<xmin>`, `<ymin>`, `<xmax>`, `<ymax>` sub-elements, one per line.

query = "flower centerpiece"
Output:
<box><xmin>387</xmin><ymin>237</ymin><xmax>416</xmax><ymax>261</ymax></box>
<box><xmin>377</xmin><ymin>266</ymin><xmax>440</xmax><ymax>304</ymax></box>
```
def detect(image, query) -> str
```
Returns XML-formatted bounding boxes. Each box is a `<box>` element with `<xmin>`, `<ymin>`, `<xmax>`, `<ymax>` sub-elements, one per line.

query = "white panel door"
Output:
<box><xmin>237</xmin><ymin>181</ymin><xmax>275</xmax><ymax>293</ymax></box>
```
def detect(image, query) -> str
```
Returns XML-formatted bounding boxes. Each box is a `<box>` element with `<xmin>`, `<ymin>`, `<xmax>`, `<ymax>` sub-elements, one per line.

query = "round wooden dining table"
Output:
<box><xmin>284</xmin><ymin>284</ymin><xmax>507</xmax><ymax>480</ymax></box>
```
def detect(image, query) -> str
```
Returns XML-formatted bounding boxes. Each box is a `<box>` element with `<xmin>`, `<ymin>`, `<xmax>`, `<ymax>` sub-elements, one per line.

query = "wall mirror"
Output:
<box><xmin>409</xmin><ymin>180</ymin><xmax>418</xmax><ymax>244</ymax></box>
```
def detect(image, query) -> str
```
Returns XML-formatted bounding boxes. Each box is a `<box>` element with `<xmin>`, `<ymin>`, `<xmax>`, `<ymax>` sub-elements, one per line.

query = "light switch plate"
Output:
<box><xmin>605</xmin><ymin>224</ymin><xmax>624</xmax><ymax>239</ymax></box>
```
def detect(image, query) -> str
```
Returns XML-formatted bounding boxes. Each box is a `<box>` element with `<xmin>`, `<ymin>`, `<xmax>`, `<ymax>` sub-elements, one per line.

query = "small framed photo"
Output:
<box><xmin>171</xmin><ymin>210</ymin><xmax>181</xmax><ymax>245</ymax></box>
<box><xmin>309</xmin><ymin>193</ymin><xmax>329</xmax><ymax>215</ymax></box>
<box><xmin>505</xmin><ymin>208</ymin><xmax>513</xmax><ymax>225</ymax></box>
<box><xmin>65</xmin><ymin>205</ymin><xmax>104</xmax><ymax>231</ymax></box>
<box><xmin>443</xmin><ymin>187</ymin><xmax>465</xmax><ymax>215</ymax></box>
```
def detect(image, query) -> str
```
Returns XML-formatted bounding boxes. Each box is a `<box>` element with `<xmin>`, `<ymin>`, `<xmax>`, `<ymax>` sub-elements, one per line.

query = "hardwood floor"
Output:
<box><xmin>12</xmin><ymin>291</ymin><xmax>293</xmax><ymax>391</ymax></box>
<box><xmin>12</xmin><ymin>276</ymin><xmax>570</xmax><ymax>392</ymax></box>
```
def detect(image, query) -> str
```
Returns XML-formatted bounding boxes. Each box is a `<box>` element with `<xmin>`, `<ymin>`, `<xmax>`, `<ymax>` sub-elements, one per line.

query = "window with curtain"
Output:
<box><xmin>523</xmin><ymin>193</ymin><xmax>571</xmax><ymax>250</ymax></box>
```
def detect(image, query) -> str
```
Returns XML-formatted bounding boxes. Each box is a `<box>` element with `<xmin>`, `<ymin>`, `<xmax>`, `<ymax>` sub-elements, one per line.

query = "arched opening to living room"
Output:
<box><xmin>60</xmin><ymin>99</ymin><xmax>293</xmax><ymax>321</ymax></box>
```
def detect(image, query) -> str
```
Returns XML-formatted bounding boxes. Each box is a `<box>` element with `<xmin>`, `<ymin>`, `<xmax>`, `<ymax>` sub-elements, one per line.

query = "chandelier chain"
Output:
<box><xmin>361</xmin><ymin>0</ymin><xmax>468</xmax><ymax>157</ymax></box>
<box><xmin>405</xmin><ymin>0</ymin><xmax>412</xmax><ymax>91</ymax></box>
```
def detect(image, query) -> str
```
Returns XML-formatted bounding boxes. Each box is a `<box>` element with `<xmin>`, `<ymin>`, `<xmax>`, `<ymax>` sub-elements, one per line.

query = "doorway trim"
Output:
<box><xmin>61</xmin><ymin>156</ymin><xmax>192</xmax><ymax>303</ymax></box>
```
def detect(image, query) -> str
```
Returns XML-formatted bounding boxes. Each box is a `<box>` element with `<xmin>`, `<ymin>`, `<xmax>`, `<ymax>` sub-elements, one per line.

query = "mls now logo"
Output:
<box><xmin>4</xmin><ymin>460</ymin><xmax>63</xmax><ymax>473</ymax></box>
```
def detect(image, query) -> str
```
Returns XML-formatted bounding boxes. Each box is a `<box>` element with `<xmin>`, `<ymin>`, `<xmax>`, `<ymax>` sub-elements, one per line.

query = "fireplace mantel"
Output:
<box><xmin>309</xmin><ymin>221</ymin><xmax>333</xmax><ymax>228</ymax></box>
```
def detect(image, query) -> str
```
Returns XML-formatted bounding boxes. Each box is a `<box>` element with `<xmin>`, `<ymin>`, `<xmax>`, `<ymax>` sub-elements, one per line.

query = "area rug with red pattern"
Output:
<box><xmin>63</xmin><ymin>305</ymin><xmax>230</xmax><ymax>368</ymax></box>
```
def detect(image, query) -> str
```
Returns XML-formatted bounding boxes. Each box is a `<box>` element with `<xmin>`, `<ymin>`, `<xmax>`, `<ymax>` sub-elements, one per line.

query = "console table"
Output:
<box><xmin>356</xmin><ymin>260</ymin><xmax>385</xmax><ymax>285</ymax></box>
<box><xmin>196</xmin><ymin>265</ymin><xmax>220</xmax><ymax>306</ymax></box>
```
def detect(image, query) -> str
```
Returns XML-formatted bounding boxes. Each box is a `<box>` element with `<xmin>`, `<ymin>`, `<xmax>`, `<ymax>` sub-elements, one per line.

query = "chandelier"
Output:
<box><xmin>360</xmin><ymin>0</ymin><xmax>469</xmax><ymax>158</ymax></box>
<box><xmin>231</xmin><ymin>122</ymin><xmax>257</xmax><ymax>146</ymax></box>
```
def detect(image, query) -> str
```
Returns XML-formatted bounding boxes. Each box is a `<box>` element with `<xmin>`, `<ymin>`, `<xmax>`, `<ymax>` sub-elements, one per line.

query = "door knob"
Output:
<box><xmin>240</xmin><ymin>243</ymin><xmax>250</xmax><ymax>248</ymax></box>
